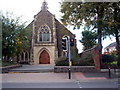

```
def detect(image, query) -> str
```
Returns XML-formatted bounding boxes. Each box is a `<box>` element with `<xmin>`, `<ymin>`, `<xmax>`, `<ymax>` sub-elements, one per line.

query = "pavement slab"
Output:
<box><xmin>2</xmin><ymin>73</ymin><xmax>74</xmax><ymax>83</ymax></box>
<box><xmin>2</xmin><ymin>72</ymin><xmax>118</xmax><ymax>82</ymax></box>
<box><xmin>1</xmin><ymin>72</ymin><xmax>119</xmax><ymax>88</ymax></box>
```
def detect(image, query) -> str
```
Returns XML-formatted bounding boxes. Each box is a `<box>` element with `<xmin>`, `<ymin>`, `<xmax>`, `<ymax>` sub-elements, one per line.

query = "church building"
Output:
<box><xmin>21</xmin><ymin>1</ymin><xmax>78</xmax><ymax>65</ymax></box>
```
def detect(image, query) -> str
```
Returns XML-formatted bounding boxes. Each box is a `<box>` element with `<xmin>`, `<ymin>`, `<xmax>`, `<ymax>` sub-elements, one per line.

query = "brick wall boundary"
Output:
<box><xmin>80</xmin><ymin>45</ymin><xmax>100</xmax><ymax>70</ymax></box>
<box><xmin>54</xmin><ymin>66</ymin><xmax>98</xmax><ymax>73</ymax></box>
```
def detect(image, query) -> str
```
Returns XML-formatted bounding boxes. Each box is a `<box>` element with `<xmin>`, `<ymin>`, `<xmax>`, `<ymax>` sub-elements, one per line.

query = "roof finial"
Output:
<box><xmin>41</xmin><ymin>0</ymin><xmax>48</xmax><ymax>11</ymax></box>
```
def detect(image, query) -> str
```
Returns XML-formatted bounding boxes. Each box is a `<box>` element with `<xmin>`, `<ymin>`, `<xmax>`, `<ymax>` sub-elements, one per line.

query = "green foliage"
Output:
<box><xmin>102</xmin><ymin>3</ymin><xmax>120</xmax><ymax>66</ymax></box>
<box><xmin>0</xmin><ymin>60</ymin><xmax>17</xmax><ymax>67</ymax></box>
<box><xmin>60</xmin><ymin>2</ymin><xmax>120</xmax><ymax>66</ymax></box>
<box><xmin>56</xmin><ymin>46</ymin><xmax>94</xmax><ymax>66</ymax></box>
<box><xmin>78</xmin><ymin>59</ymin><xmax>95</xmax><ymax>66</ymax></box>
<box><xmin>80</xmin><ymin>27</ymin><xmax>97</xmax><ymax>50</ymax></box>
<box><xmin>110</xmin><ymin>51</ymin><xmax>118</xmax><ymax>61</ymax></box>
<box><xmin>60</xmin><ymin>2</ymin><xmax>110</xmax><ymax>63</ymax></box>
<box><xmin>81</xmin><ymin>53</ymin><xmax>93</xmax><ymax>61</ymax></box>
<box><xmin>102</xmin><ymin>54</ymin><xmax>115</xmax><ymax>64</ymax></box>
<box><xmin>55</xmin><ymin>57</ymin><xmax>69</xmax><ymax>66</ymax></box>
<box><xmin>70</xmin><ymin>44</ymin><xmax>79</xmax><ymax>61</ymax></box>
<box><xmin>55</xmin><ymin>54</ymin><xmax>94</xmax><ymax>66</ymax></box>
<box><xmin>60</xmin><ymin>2</ymin><xmax>109</xmax><ymax>29</ymax></box>
<box><xmin>55</xmin><ymin>46</ymin><xmax>79</xmax><ymax>66</ymax></box>
<box><xmin>1</xmin><ymin>12</ymin><xmax>31</xmax><ymax>60</ymax></box>
<box><xmin>103</xmin><ymin>3</ymin><xmax>120</xmax><ymax>36</ymax></box>
<box><xmin>110</xmin><ymin>61</ymin><xmax>117</xmax><ymax>65</ymax></box>
<box><xmin>79</xmin><ymin>51</ymin><xmax>95</xmax><ymax>66</ymax></box>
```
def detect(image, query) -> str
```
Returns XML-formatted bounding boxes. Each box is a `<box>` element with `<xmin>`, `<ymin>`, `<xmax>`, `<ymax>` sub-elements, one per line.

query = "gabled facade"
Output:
<box><xmin>24</xmin><ymin>1</ymin><xmax>77</xmax><ymax>65</ymax></box>
<box><xmin>104</xmin><ymin>42</ymin><xmax>118</xmax><ymax>54</ymax></box>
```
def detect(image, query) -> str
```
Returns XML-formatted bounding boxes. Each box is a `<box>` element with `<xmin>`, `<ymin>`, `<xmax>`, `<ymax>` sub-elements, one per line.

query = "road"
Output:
<box><xmin>2</xmin><ymin>81</ymin><xmax>118</xmax><ymax>88</ymax></box>
<box><xmin>1</xmin><ymin>72</ymin><xmax>119</xmax><ymax>89</ymax></box>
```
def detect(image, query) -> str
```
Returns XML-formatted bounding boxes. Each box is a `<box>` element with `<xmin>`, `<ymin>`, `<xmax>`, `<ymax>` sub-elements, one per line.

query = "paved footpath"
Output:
<box><xmin>1</xmin><ymin>72</ymin><xmax>119</xmax><ymax>88</ymax></box>
<box><xmin>1</xmin><ymin>72</ymin><xmax>118</xmax><ymax>83</ymax></box>
<box><xmin>2</xmin><ymin>73</ymin><xmax>71</xmax><ymax>83</ymax></box>
<box><xmin>1</xmin><ymin>65</ymin><xmax>119</xmax><ymax>88</ymax></box>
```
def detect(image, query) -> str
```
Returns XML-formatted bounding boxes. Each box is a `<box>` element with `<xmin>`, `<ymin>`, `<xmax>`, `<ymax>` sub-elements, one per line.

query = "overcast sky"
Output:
<box><xmin>0</xmin><ymin>0</ymin><xmax>115</xmax><ymax>53</ymax></box>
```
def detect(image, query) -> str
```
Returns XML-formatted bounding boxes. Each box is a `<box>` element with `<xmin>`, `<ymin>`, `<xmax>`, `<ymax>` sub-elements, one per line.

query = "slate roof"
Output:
<box><xmin>105</xmin><ymin>41</ymin><xmax>120</xmax><ymax>49</ymax></box>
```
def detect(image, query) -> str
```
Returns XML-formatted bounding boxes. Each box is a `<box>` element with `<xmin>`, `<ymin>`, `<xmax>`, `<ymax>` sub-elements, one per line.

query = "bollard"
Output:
<box><xmin>68</xmin><ymin>68</ymin><xmax>71</xmax><ymax>79</ymax></box>
<box><xmin>108</xmin><ymin>67</ymin><xmax>111</xmax><ymax>78</ymax></box>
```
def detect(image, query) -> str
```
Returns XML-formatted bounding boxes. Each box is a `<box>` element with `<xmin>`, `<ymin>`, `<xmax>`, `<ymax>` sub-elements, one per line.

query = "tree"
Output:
<box><xmin>1</xmin><ymin>12</ymin><xmax>31</xmax><ymax>61</ymax></box>
<box><xmin>60</xmin><ymin>2</ymin><xmax>115</xmax><ymax>68</ymax></box>
<box><xmin>103</xmin><ymin>3</ymin><xmax>120</xmax><ymax>66</ymax></box>
<box><xmin>80</xmin><ymin>27</ymin><xmax>97</xmax><ymax>50</ymax></box>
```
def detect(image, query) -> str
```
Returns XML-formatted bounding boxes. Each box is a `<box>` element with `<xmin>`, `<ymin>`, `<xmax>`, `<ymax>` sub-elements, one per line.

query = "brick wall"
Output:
<box><xmin>80</xmin><ymin>45</ymin><xmax>100</xmax><ymax>70</ymax></box>
<box><xmin>54</xmin><ymin>66</ymin><xmax>97</xmax><ymax>73</ymax></box>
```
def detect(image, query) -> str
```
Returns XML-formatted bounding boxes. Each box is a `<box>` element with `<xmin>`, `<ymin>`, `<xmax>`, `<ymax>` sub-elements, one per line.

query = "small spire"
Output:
<box><xmin>41</xmin><ymin>0</ymin><xmax>48</xmax><ymax>11</ymax></box>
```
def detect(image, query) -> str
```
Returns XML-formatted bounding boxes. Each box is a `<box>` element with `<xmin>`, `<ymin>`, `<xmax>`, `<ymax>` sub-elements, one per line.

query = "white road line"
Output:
<box><xmin>76</xmin><ymin>80</ymin><xmax>82</xmax><ymax>88</ymax></box>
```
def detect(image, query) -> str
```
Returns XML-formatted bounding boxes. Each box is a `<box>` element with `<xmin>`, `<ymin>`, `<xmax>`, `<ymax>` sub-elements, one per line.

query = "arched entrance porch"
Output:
<box><xmin>39</xmin><ymin>50</ymin><xmax>50</xmax><ymax>64</ymax></box>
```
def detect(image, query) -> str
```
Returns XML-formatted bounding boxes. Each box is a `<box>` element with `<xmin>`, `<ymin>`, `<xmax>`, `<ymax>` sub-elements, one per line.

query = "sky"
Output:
<box><xmin>0</xmin><ymin>0</ymin><xmax>116</xmax><ymax>53</ymax></box>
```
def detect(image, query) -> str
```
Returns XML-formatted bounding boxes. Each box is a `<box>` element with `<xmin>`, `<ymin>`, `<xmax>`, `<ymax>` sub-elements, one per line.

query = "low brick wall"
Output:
<box><xmin>80</xmin><ymin>45</ymin><xmax>101</xmax><ymax>70</ymax></box>
<box><xmin>54</xmin><ymin>66</ymin><xmax>98</xmax><ymax>73</ymax></box>
<box><xmin>1</xmin><ymin>64</ymin><xmax>22</xmax><ymax>73</ymax></box>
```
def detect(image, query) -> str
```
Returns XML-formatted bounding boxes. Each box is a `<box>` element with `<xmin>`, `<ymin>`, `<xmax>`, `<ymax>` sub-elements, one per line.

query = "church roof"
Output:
<box><xmin>55</xmin><ymin>18</ymin><xmax>75</xmax><ymax>38</ymax></box>
<box><xmin>26</xmin><ymin>1</ymin><xmax>75</xmax><ymax>38</ymax></box>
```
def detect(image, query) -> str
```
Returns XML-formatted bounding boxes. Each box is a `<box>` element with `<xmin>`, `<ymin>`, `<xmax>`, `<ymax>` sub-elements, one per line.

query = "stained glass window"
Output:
<box><xmin>39</xmin><ymin>25</ymin><xmax>50</xmax><ymax>42</ymax></box>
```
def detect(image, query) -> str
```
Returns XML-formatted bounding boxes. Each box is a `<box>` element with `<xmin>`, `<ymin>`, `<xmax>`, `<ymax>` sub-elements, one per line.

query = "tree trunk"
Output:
<box><xmin>115</xmin><ymin>30</ymin><xmax>120</xmax><ymax>67</ymax></box>
<box><xmin>97</xmin><ymin>5</ymin><xmax>104</xmax><ymax>69</ymax></box>
<box><xmin>114</xmin><ymin>5</ymin><xmax>120</xmax><ymax>67</ymax></box>
<box><xmin>98</xmin><ymin>29</ymin><xmax>102</xmax><ymax>67</ymax></box>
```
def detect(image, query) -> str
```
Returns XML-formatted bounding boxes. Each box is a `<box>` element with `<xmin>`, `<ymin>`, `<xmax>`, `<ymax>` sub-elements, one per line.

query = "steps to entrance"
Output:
<box><xmin>8</xmin><ymin>65</ymin><xmax>54</xmax><ymax>73</ymax></box>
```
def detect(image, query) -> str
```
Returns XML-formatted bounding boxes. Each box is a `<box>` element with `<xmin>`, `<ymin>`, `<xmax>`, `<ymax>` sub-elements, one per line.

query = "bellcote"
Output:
<box><xmin>41</xmin><ymin>0</ymin><xmax>48</xmax><ymax>11</ymax></box>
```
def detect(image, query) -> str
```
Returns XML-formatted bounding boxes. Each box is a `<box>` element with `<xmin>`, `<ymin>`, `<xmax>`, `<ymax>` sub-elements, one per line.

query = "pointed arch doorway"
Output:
<box><xmin>39</xmin><ymin>50</ymin><xmax>50</xmax><ymax>64</ymax></box>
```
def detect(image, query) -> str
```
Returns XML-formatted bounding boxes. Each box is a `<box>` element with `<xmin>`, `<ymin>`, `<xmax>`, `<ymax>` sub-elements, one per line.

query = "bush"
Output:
<box><xmin>0</xmin><ymin>60</ymin><xmax>17</xmax><ymax>67</ymax></box>
<box><xmin>102</xmin><ymin>54</ymin><xmax>115</xmax><ymax>64</ymax></box>
<box><xmin>78</xmin><ymin>59</ymin><xmax>95</xmax><ymax>66</ymax></box>
<box><xmin>78</xmin><ymin>51</ymin><xmax>95</xmax><ymax>66</ymax></box>
<box><xmin>55</xmin><ymin>57</ymin><xmax>69</xmax><ymax>66</ymax></box>
<box><xmin>72</xmin><ymin>61</ymin><xmax>80</xmax><ymax>66</ymax></box>
<box><xmin>81</xmin><ymin>53</ymin><xmax>93</xmax><ymax>61</ymax></box>
<box><xmin>110</xmin><ymin>52</ymin><xmax>117</xmax><ymax>61</ymax></box>
<box><xmin>55</xmin><ymin>54</ymin><xmax>95</xmax><ymax>66</ymax></box>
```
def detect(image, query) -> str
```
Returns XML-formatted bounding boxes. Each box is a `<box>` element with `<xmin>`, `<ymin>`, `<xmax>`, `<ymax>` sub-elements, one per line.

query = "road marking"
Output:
<box><xmin>76</xmin><ymin>80</ymin><xmax>82</xmax><ymax>88</ymax></box>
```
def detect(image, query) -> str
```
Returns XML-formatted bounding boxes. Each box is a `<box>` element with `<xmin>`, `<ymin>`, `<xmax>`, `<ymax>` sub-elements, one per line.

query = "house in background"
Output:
<box><xmin>104</xmin><ymin>42</ymin><xmax>117</xmax><ymax>54</ymax></box>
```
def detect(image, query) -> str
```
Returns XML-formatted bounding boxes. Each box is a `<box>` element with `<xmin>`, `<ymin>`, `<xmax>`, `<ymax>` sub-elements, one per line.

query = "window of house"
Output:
<box><xmin>39</xmin><ymin>25</ymin><xmax>50</xmax><ymax>42</ymax></box>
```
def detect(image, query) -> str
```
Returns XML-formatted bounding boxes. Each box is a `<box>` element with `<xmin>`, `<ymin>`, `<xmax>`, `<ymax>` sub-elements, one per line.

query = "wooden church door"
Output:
<box><xmin>39</xmin><ymin>50</ymin><xmax>50</xmax><ymax>64</ymax></box>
